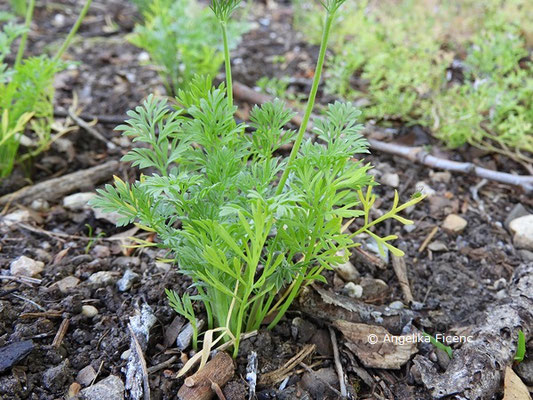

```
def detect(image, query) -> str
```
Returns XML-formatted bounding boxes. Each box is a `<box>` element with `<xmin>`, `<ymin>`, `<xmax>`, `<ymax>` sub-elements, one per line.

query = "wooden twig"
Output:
<box><xmin>258</xmin><ymin>344</ymin><xmax>315</xmax><ymax>386</ymax></box>
<box><xmin>68</xmin><ymin>108</ymin><xmax>117</xmax><ymax>150</ymax></box>
<box><xmin>232</xmin><ymin>81</ymin><xmax>533</xmax><ymax>192</ymax></box>
<box><xmin>54</xmin><ymin>109</ymin><xmax>126</xmax><ymax>125</ymax></box>
<box><xmin>177</xmin><ymin>352</ymin><xmax>235</xmax><ymax>400</ymax></box>
<box><xmin>0</xmin><ymin>275</ymin><xmax>41</xmax><ymax>285</ymax></box>
<box><xmin>128</xmin><ymin>323</ymin><xmax>151</xmax><ymax>400</ymax></box>
<box><xmin>0</xmin><ymin>160</ymin><xmax>120</xmax><ymax>206</ymax></box>
<box><xmin>21</xmin><ymin>310</ymin><xmax>63</xmax><ymax>319</ymax></box>
<box><xmin>147</xmin><ymin>356</ymin><xmax>178</xmax><ymax>375</ymax></box>
<box><xmin>391</xmin><ymin>254</ymin><xmax>414</xmax><ymax>303</ymax></box>
<box><xmin>210</xmin><ymin>381</ymin><xmax>227</xmax><ymax>400</ymax></box>
<box><xmin>328</xmin><ymin>327</ymin><xmax>348</xmax><ymax>398</ymax></box>
<box><xmin>414</xmin><ymin>264</ymin><xmax>533</xmax><ymax>399</ymax></box>
<box><xmin>418</xmin><ymin>226</ymin><xmax>438</xmax><ymax>253</ymax></box>
<box><xmin>52</xmin><ymin>319</ymin><xmax>69</xmax><ymax>348</ymax></box>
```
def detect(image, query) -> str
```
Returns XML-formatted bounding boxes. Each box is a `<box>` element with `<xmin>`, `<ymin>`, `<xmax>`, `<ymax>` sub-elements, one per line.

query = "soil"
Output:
<box><xmin>1</xmin><ymin>1</ymin><xmax>532</xmax><ymax>400</ymax></box>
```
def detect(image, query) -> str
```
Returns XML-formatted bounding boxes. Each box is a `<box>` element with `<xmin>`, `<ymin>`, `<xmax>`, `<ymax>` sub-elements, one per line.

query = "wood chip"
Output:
<box><xmin>503</xmin><ymin>366</ymin><xmax>532</xmax><ymax>400</ymax></box>
<box><xmin>333</xmin><ymin>320</ymin><xmax>417</xmax><ymax>369</ymax></box>
<box><xmin>177</xmin><ymin>352</ymin><xmax>234</xmax><ymax>400</ymax></box>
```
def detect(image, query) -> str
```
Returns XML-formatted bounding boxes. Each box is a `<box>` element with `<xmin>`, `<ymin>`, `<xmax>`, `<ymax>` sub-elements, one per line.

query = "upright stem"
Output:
<box><xmin>14</xmin><ymin>0</ymin><xmax>36</xmax><ymax>68</ymax></box>
<box><xmin>221</xmin><ymin>22</ymin><xmax>233</xmax><ymax>107</ymax></box>
<box><xmin>275</xmin><ymin>12</ymin><xmax>334</xmax><ymax>195</ymax></box>
<box><xmin>53</xmin><ymin>0</ymin><xmax>93</xmax><ymax>62</ymax></box>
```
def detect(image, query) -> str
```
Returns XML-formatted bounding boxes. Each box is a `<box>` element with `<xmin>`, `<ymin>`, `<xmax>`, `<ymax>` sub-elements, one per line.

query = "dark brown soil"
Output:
<box><xmin>0</xmin><ymin>1</ymin><xmax>531</xmax><ymax>400</ymax></box>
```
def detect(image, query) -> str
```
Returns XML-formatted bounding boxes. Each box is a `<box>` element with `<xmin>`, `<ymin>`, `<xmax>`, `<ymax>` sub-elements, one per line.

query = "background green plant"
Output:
<box><xmin>92</xmin><ymin>0</ymin><xmax>424</xmax><ymax>357</ymax></box>
<box><xmin>128</xmin><ymin>0</ymin><xmax>249</xmax><ymax>95</ymax></box>
<box><xmin>293</xmin><ymin>0</ymin><xmax>533</xmax><ymax>163</ymax></box>
<box><xmin>0</xmin><ymin>0</ymin><xmax>92</xmax><ymax>178</ymax></box>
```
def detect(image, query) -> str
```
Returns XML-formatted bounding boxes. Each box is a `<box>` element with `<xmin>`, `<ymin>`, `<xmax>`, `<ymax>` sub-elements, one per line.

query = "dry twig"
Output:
<box><xmin>328</xmin><ymin>326</ymin><xmax>348</xmax><ymax>398</ymax></box>
<box><xmin>0</xmin><ymin>160</ymin><xmax>119</xmax><ymax>206</ymax></box>
<box><xmin>52</xmin><ymin>319</ymin><xmax>69</xmax><ymax>348</ymax></box>
<box><xmin>232</xmin><ymin>81</ymin><xmax>533</xmax><ymax>192</ymax></box>
<box><xmin>391</xmin><ymin>254</ymin><xmax>414</xmax><ymax>303</ymax></box>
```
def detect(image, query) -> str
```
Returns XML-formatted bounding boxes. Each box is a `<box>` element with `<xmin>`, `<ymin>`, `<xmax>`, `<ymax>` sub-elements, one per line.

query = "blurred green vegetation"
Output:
<box><xmin>294</xmin><ymin>0</ymin><xmax>533</xmax><ymax>164</ymax></box>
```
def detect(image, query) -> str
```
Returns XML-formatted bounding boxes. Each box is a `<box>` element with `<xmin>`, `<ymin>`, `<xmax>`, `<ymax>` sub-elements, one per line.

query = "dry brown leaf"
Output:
<box><xmin>333</xmin><ymin>320</ymin><xmax>417</xmax><ymax>369</ymax></box>
<box><xmin>503</xmin><ymin>366</ymin><xmax>532</xmax><ymax>400</ymax></box>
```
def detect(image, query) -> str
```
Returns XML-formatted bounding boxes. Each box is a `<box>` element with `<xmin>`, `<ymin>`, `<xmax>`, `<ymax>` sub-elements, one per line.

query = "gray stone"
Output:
<box><xmin>88</xmin><ymin>271</ymin><xmax>116</xmax><ymax>286</ymax></box>
<box><xmin>1</xmin><ymin>210</ymin><xmax>32</xmax><ymax>227</ymax></box>
<box><xmin>63</xmin><ymin>192</ymin><xmax>96</xmax><ymax>211</ymax></box>
<box><xmin>504</xmin><ymin>204</ymin><xmax>529</xmax><ymax>229</ymax></box>
<box><xmin>344</xmin><ymin>282</ymin><xmax>363</xmax><ymax>298</ymax></box>
<box><xmin>509</xmin><ymin>215</ymin><xmax>533</xmax><ymax>251</ymax></box>
<box><xmin>92</xmin><ymin>245</ymin><xmax>110</xmax><ymax>258</ymax></box>
<box><xmin>76</xmin><ymin>365</ymin><xmax>97</xmax><ymax>386</ymax></box>
<box><xmin>116</xmin><ymin>269</ymin><xmax>140</xmax><ymax>292</ymax></box>
<box><xmin>79</xmin><ymin>375</ymin><xmax>124</xmax><ymax>400</ymax></box>
<box><xmin>55</xmin><ymin>276</ymin><xmax>80</xmax><ymax>293</ymax></box>
<box><xmin>0</xmin><ymin>340</ymin><xmax>34</xmax><ymax>373</ymax></box>
<box><xmin>43</xmin><ymin>360</ymin><xmax>70</xmax><ymax>392</ymax></box>
<box><xmin>428</xmin><ymin>240</ymin><xmax>448</xmax><ymax>252</ymax></box>
<box><xmin>388</xmin><ymin>301</ymin><xmax>405</xmax><ymax>310</ymax></box>
<box><xmin>381</xmin><ymin>173</ymin><xmax>400</xmax><ymax>188</ymax></box>
<box><xmin>10</xmin><ymin>256</ymin><xmax>44</xmax><ymax>277</ymax></box>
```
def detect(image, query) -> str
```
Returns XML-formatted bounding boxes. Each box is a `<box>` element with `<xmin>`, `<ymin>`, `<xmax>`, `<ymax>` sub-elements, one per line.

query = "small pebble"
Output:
<box><xmin>77</xmin><ymin>365</ymin><xmax>97</xmax><ymax>386</ymax></box>
<box><xmin>10</xmin><ymin>256</ymin><xmax>44</xmax><ymax>277</ymax></box>
<box><xmin>116</xmin><ymin>269</ymin><xmax>140</xmax><ymax>292</ymax></box>
<box><xmin>81</xmin><ymin>305</ymin><xmax>98</xmax><ymax>318</ymax></box>
<box><xmin>63</xmin><ymin>192</ymin><xmax>96</xmax><ymax>211</ymax></box>
<box><xmin>55</xmin><ymin>276</ymin><xmax>80</xmax><ymax>293</ymax></box>
<box><xmin>344</xmin><ymin>282</ymin><xmax>363</xmax><ymax>298</ymax></box>
<box><xmin>88</xmin><ymin>271</ymin><xmax>115</xmax><ymax>286</ymax></box>
<box><xmin>428</xmin><ymin>240</ymin><xmax>448</xmax><ymax>252</ymax></box>
<box><xmin>30</xmin><ymin>199</ymin><xmax>50</xmax><ymax>212</ymax></box>
<box><xmin>389</xmin><ymin>301</ymin><xmax>404</xmax><ymax>310</ymax></box>
<box><xmin>509</xmin><ymin>215</ymin><xmax>533</xmax><ymax>251</ymax></box>
<box><xmin>92</xmin><ymin>245</ymin><xmax>110</xmax><ymax>258</ymax></box>
<box><xmin>381</xmin><ymin>173</ymin><xmax>400</xmax><ymax>188</ymax></box>
<box><xmin>442</xmin><ymin>214</ymin><xmax>467</xmax><ymax>234</ymax></box>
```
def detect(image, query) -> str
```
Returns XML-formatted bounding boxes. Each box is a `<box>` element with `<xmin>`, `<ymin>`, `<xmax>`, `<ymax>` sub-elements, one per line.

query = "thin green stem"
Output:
<box><xmin>53</xmin><ymin>0</ymin><xmax>93</xmax><ymax>62</ymax></box>
<box><xmin>14</xmin><ymin>0</ymin><xmax>36</xmax><ymax>68</ymax></box>
<box><xmin>221</xmin><ymin>22</ymin><xmax>233</xmax><ymax>107</ymax></box>
<box><xmin>275</xmin><ymin>12</ymin><xmax>334</xmax><ymax>195</ymax></box>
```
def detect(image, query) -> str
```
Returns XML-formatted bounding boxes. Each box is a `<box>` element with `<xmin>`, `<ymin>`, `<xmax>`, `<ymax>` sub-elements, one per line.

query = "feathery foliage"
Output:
<box><xmin>92</xmin><ymin>0</ymin><xmax>424</xmax><ymax>357</ymax></box>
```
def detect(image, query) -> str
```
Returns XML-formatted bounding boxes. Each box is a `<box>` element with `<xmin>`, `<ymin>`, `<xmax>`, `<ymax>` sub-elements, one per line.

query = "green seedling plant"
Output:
<box><xmin>84</xmin><ymin>224</ymin><xmax>106</xmax><ymax>254</ymax></box>
<box><xmin>0</xmin><ymin>0</ymin><xmax>92</xmax><ymax>178</ymax></box>
<box><xmin>514</xmin><ymin>330</ymin><xmax>526</xmax><ymax>363</ymax></box>
<box><xmin>92</xmin><ymin>0</ymin><xmax>425</xmax><ymax>361</ymax></box>
<box><xmin>128</xmin><ymin>0</ymin><xmax>248</xmax><ymax>95</ymax></box>
<box><xmin>422</xmin><ymin>332</ymin><xmax>453</xmax><ymax>359</ymax></box>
